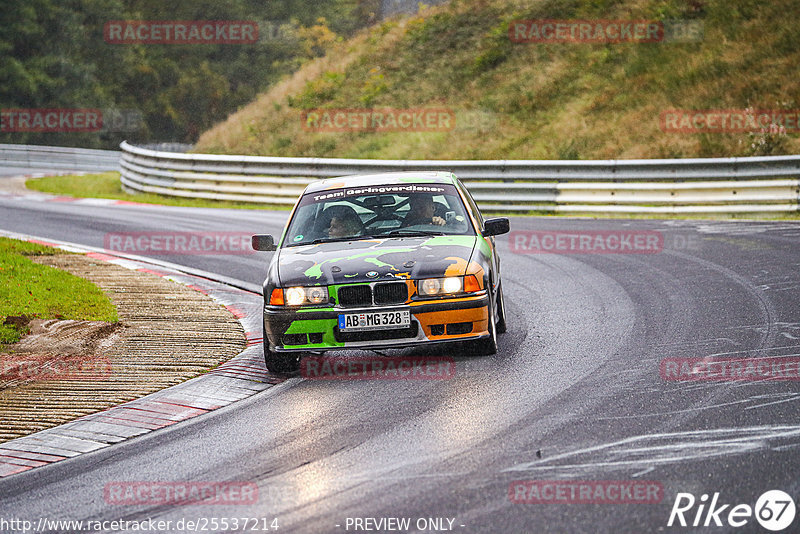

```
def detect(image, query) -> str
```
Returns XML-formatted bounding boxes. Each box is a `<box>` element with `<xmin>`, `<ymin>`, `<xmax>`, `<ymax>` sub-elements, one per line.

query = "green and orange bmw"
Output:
<box><xmin>252</xmin><ymin>171</ymin><xmax>509</xmax><ymax>373</ymax></box>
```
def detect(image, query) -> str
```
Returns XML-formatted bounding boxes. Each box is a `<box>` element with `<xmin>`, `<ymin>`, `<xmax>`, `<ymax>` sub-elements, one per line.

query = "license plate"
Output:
<box><xmin>338</xmin><ymin>310</ymin><xmax>410</xmax><ymax>331</ymax></box>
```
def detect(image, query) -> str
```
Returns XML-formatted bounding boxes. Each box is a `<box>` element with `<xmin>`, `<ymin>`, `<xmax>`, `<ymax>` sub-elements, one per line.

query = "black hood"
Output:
<box><xmin>276</xmin><ymin>235</ymin><xmax>477</xmax><ymax>286</ymax></box>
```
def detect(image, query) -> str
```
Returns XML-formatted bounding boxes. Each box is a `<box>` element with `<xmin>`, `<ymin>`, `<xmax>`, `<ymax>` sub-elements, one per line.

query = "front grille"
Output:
<box><xmin>338</xmin><ymin>285</ymin><xmax>372</xmax><ymax>307</ymax></box>
<box><xmin>374</xmin><ymin>282</ymin><xmax>408</xmax><ymax>305</ymax></box>
<box><xmin>335</xmin><ymin>322</ymin><xmax>418</xmax><ymax>342</ymax></box>
<box><xmin>337</xmin><ymin>282</ymin><xmax>408</xmax><ymax>307</ymax></box>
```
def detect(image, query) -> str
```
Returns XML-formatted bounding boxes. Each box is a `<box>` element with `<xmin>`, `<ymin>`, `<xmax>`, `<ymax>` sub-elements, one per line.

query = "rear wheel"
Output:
<box><xmin>263</xmin><ymin>339</ymin><xmax>301</xmax><ymax>374</ymax></box>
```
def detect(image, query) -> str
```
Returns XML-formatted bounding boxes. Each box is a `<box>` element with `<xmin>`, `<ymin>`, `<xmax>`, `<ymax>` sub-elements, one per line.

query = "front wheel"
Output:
<box><xmin>264</xmin><ymin>339</ymin><xmax>301</xmax><ymax>374</ymax></box>
<box><xmin>495</xmin><ymin>281</ymin><xmax>507</xmax><ymax>334</ymax></box>
<box><xmin>470</xmin><ymin>291</ymin><xmax>498</xmax><ymax>356</ymax></box>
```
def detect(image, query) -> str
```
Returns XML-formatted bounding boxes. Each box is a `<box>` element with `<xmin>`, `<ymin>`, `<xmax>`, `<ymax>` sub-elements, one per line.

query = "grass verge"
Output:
<box><xmin>25</xmin><ymin>172</ymin><xmax>291</xmax><ymax>210</ymax></box>
<box><xmin>0</xmin><ymin>237</ymin><xmax>118</xmax><ymax>347</ymax></box>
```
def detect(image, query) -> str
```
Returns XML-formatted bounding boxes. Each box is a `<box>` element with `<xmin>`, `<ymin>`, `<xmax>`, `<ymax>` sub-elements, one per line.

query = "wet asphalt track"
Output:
<box><xmin>2</xmin><ymin>182</ymin><xmax>800</xmax><ymax>533</ymax></box>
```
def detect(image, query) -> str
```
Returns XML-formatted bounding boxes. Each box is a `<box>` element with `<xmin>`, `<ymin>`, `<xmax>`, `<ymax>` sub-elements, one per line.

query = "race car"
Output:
<box><xmin>252</xmin><ymin>171</ymin><xmax>509</xmax><ymax>373</ymax></box>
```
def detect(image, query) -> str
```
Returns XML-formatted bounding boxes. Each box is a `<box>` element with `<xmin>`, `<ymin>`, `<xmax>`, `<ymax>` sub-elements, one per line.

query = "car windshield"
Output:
<box><xmin>282</xmin><ymin>183</ymin><xmax>474</xmax><ymax>246</ymax></box>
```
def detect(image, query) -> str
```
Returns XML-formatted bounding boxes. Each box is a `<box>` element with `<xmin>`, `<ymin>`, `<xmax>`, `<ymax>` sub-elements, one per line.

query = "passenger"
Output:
<box><xmin>328</xmin><ymin>214</ymin><xmax>361</xmax><ymax>238</ymax></box>
<box><xmin>325</xmin><ymin>207</ymin><xmax>362</xmax><ymax>238</ymax></box>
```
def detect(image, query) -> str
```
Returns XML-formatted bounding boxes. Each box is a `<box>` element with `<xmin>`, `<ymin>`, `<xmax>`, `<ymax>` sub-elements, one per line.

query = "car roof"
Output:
<box><xmin>303</xmin><ymin>171</ymin><xmax>458</xmax><ymax>194</ymax></box>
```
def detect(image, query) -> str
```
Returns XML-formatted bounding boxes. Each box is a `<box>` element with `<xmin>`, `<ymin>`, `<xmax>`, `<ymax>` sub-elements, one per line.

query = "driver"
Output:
<box><xmin>403</xmin><ymin>194</ymin><xmax>445</xmax><ymax>226</ymax></box>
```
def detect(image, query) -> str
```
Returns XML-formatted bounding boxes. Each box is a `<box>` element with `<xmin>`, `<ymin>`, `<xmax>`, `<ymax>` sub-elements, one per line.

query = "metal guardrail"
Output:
<box><xmin>120</xmin><ymin>142</ymin><xmax>800</xmax><ymax>214</ymax></box>
<box><xmin>0</xmin><ymin>143</ymin><xmax>120</xmax><ymax>172</ymax></box>
<box><xmin>4</xmin><ymin>141</ymin><xmax>793</xmax><ymax>213</ymax></box>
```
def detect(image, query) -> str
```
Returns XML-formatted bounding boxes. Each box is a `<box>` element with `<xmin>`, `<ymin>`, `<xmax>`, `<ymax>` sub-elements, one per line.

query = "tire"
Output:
<box><xmin>264</xmin><ymin>338</ymin><xmax>301</xmax><ymax>374</ymax></box>
<box><xmin>471</xmin><ymin>289</ymin><xmax>498</xmax><ymax>356</ymax></box>
<box><xmin>495</xmin><ymin>281</ymin><xmax>507</xmax><ymax>334</ymax></box>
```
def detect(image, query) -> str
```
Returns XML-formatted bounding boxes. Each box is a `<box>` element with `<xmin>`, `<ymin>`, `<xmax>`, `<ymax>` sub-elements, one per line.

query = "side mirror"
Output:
<box><xmin>483</xmin><ymin>217</ymin><xmax>510</xmax><ymax>237</ymax></box>
<box><xmin>252</xmin><ymin>234</ymin><xmax>276</xmax><ymax>251</ymax></box>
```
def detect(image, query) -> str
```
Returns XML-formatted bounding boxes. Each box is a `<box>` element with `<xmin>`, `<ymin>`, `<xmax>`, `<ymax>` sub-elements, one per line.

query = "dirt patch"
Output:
<box><xmin>8</xmin><ymin>318</ymin><xmax>123</xmax><ymax>356</ymax></box>
<box><xmin>0</xmin><ymin>254</ymin><xmax>246</xmax><ymax>442</ymax></box>
<box><xmin>1</xmin><ymin>320</ymin><xmax>124</xmax><ymax>390</ymax></box>
<box><xmin>2</xmin><ymin>314</ymin><xmax>34</xmax><ymax>330</ymax></box>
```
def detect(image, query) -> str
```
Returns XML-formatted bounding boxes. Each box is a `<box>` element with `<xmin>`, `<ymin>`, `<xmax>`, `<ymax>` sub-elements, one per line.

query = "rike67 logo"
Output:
<box><xmin>668</xmin><ymin>490</ymin><xmax>795</xmax><ymax>531</ymax></box>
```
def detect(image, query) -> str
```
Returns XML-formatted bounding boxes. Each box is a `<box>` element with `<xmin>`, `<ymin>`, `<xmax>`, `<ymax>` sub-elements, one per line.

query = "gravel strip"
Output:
<box><xmin>0</xmin><ymin>254</ymin><xmax>246</xmax><ymax>441</ymax></box>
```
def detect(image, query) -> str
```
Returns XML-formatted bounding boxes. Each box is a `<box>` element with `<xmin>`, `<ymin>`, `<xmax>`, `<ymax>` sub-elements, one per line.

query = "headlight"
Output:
<box><xmin>419</xmin><ymin>278</ymin><xmax>442</xmax><ymax>296</ymax></box>
<box><xmin>285</xmin><ymin>287</ymin><xmax>306</xmax><ymax>306</ymax></box>
<box><xmin>417</xmin><ymin>276</ymin><xmax>479</xmax><ymax>297</ymax></box>
<box><xmin>442</xmin><ymin>276</ymin><xmax>462</xmax><ymax>293</ymax></box>
<box><xmin>273</xmin><ymin>286</ymin><xmax>328</xmax><ymax>306</ymax></box>
<box><xmin>306</xmin><ymin>286</ymin><xmax>328</xmax><ymax>304</ymax></box>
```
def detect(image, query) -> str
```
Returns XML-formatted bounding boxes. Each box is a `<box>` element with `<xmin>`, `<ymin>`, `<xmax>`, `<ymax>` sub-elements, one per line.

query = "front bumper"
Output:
<box><xmin>264</xmin><ymin>293</ymin><xmax>490</xmax><ymax>352</ymax></box>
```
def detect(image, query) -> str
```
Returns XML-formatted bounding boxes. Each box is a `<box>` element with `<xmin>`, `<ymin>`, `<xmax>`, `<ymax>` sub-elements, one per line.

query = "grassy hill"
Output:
<box><xmin>195</xmin><ymin>0</ymin><xmax>800</xmax><ymax>160</ymax></box>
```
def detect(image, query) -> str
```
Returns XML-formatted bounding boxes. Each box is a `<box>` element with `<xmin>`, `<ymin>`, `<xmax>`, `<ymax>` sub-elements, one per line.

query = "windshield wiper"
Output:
<box><xmin>306</xmin><ymin>236</ymin><xmax>367</xmax><ymax>245</ymax></box>
<box><xmin>384</xmin><ymin>230</ymin><xmax>446</xmax><ymax>237</ymax></box>
<box><xmin>300</xmin><ymin>230</ymin><xmax>445</xmax><ymax>245</ymax></box>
